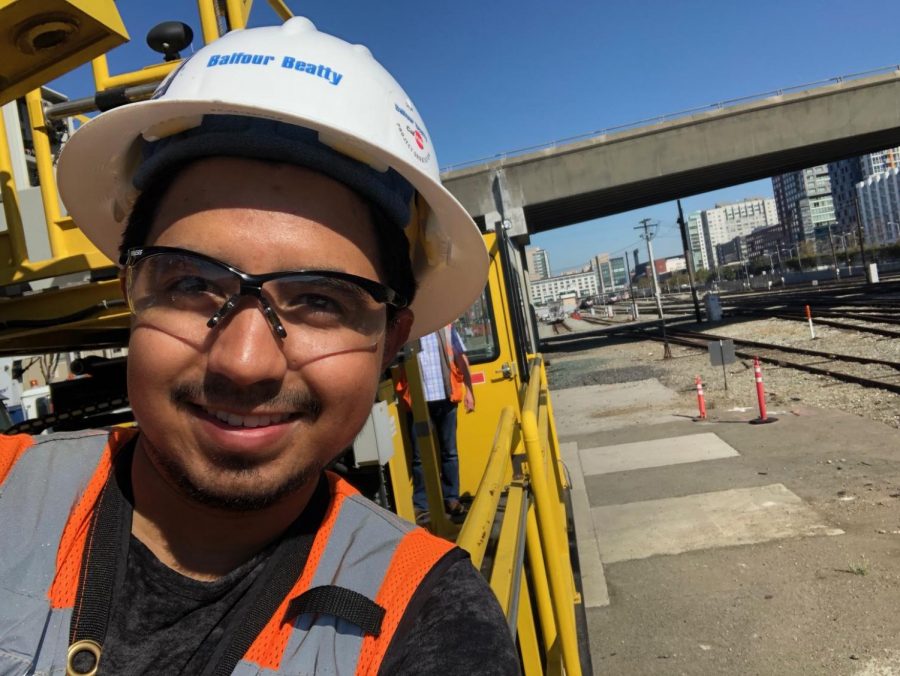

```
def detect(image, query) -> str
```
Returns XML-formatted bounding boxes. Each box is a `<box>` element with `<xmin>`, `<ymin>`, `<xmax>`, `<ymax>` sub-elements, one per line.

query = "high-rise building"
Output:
<box><xmin>693</xmin><ymin>197</ymin><xmax>779</xmax><ymax>268</ymax></box>
<box><xmin>827</xmin><ymin>158</ymin><xmax>864</xmax><ymax>235</ymax></box>
<box><xmin>525</xmin><ymin>246</ymin><xmax>551</xmax><ymax>281</ymax></box>
<box><xmin>827</xmin><ymin>148</ymin><xmax>900</xmax><ymax>238</ymax></box>
<box><xmin>856</xmin><ymin>168</ymin><xmax>900</xmax><ymax>246</ymax></box>
<box><xmin>861</xmin><ymin>148</ymin><xmax>900</xmax><ymax>177</ymax></box>
<box><xmin>686</xmin><ymin>211</ymin><xmax>710</xmax><ymax>270</ymax></box>
<box><xmin>771</xmin><ymin>166</ymin><xmax>835</xmax><ymax>245</ymax></box>
<box><xmin>610</xmin><ymin>256</ymin><xmax>627</xmax><ymax>287</ymax></box>
<box><xmin>591</xmin><ymin>253</ymin><xmax>628</xmax><ymax>292</ymax></box>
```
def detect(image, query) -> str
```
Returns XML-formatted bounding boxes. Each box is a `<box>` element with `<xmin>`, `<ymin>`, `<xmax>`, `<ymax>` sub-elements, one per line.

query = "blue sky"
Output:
<box><xmin>51</xmin><ymin>1</ymin><xmax>900</xmax><ymax>270</ymax></box>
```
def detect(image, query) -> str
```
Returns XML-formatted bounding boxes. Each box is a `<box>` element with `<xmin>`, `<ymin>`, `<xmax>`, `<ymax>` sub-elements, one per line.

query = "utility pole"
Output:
<box><xmin>625</xmin><ymin>250</ymin><xmax>639</xmax><ymax>320</ymax></box>
<box><xmin>635</xmin><ymin>218</ymin><xmax>672</xmax><ymax>359</ymax></box>
<box><xmin>676</xmin><ymin>199</ymin><xmax>703</xmax><ymax>323</ymax></box>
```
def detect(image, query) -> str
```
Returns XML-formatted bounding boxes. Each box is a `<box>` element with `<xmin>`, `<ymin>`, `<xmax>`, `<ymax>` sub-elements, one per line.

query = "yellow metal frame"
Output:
<box><xmin>385</xmin><ymin>229</ymin><xmax>584</xmax><ymax>673</ymax></box>
<box><xmin>455</xmin><ymin>232</ymin><xmax>524</xmax><ymax>498</ymax></box>
<box><xmin>454</xmin><ymin>358</ymin><xmax>583</xmax><ymax>676</ymax></box>
<box><xmin>0</xmin><ymin>0</ymin><xmax>296</xmax><ymax>354</ymax></box>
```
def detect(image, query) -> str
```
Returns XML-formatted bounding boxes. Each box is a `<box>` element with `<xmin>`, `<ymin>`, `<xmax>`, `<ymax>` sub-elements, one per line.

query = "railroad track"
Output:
<box><xmin>550</xmin><ymin>320</ymin><xmax>572</xmax><ymax>335</ymax></box>
<box><xmin>658</xmin><ymin>328</ymin><xmax>900</xmax><ymax>395</ymax></box>
<box><xmin>726</xmin><ymin>308</ymin><xmax>900</xmax><ymax>339</ymax></box>
<box><xmin>577</xmin><ymin>315</ymin><xmax>900</xmax><ymax>394</ymax></box>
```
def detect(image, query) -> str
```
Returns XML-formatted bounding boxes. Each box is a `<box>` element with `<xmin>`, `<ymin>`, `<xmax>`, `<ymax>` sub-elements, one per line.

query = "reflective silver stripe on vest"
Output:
<box><xmin>0</xmin><ymin>430</ymin><xmax>109</xmax><ymax>674</ymax></box>
<box><xmin>234</xmin><ymin>488</ymin><xmax>418</xmax><ymax>676</ymax></box>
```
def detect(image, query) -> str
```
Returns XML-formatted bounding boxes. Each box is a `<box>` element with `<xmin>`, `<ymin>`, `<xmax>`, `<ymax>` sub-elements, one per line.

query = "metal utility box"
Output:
<box><xmin>353</xmin><ymin>401</ymin><xmax>397</xmax><ymax>466</ymax></box>
<box><xmin>867</xmin><ymin>263</ymin><xmax>879</xmax><ymax>284</ymax></box>
<box><xmin>704</xmin><ymin>293</ymin><xmax>722</xmax><ymax>322</ymax></box>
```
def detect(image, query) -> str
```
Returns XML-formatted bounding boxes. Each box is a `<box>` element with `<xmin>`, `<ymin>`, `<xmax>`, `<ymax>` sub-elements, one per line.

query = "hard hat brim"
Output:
<box><xmin>57</xmin><ymin>98</ymin><xmax>488</xmax><ymax>341</ymax></box>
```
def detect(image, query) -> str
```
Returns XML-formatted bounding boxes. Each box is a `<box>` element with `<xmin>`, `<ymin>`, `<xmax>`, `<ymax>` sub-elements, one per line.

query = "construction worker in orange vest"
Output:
<box><xmin>0</xmin><ymin>18</ymin><xmax>517</xmax><ymax>676</ymax></box>
<box><xmin>410</xmin><ymin>324</ymin><xmax>475</xmax><ymax>525</ymax></box>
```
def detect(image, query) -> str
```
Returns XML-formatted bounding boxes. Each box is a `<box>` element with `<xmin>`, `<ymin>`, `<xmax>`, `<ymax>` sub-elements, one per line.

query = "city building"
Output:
<box><xmin>827</xmin><ymin>158</ymin><xmax>864</xmax><ymax>235</ymax></box>
<box><xmin>591</xmin><ymin>253</ymin><xmax>628</xmax><ymax>292</ymax></box>
<box><xmin>691</xmin><ymin>197</ymin><xmax>779</xmax><ymax>268</ymax></box>
<box><xmin>686</xmin><ymin>212</ymin><xmax>710</xmax><ymax>270</ymax></box>
<box><xmin>715</xmin><ymin>236</ymin><xmax>745</xmax><ymax>266</ymax></box>
<box><xmin>771</xmin><ymin>165</ymin><xmax>835</xmax><ymax>245</ymax></box>
<box><xmin>856</xmin><ymin>167</ymin><xmax>900</xmax><ymax>247</ymax></box>
<box><xmin>861</xmin><ymin>148</ymin><xmax>900</xmax><ymax>177</ymax></box>
<box><xmin>744</xmin><ymin>224</ymin><xmax>788</xmax><ymax>265</ymax></box>
<box><xmin>529</xmin><ymin>269</ymin><xmax>599</xmax><ymax>305</ymax></box>
<box><xmin>827</xmin><ymin>148</ymin><xmax>900</xmax><ymax>240</ymax></box>
<box><xmin>663</xmin><ymin>256</ymin><xmax>686</xmax><ymax>274</ymax></box>
<box><xmin>525</xmin><ymin>246</ymin><xmax>551</xmax><ymax>281</ymax></box>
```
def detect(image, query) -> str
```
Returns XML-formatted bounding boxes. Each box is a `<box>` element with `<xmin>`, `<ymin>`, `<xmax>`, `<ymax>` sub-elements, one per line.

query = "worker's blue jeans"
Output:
<box><xmin>410</xmin><ymin>399</ymin><xmax>460</xmax><ymax>511</ymax></box>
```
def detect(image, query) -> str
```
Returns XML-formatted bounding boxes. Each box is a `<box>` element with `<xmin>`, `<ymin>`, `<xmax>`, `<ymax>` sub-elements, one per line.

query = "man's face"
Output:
<box><xmin>126</xmin><ymin>157</ymin><xmax>411</xmax><ymax>510</ymax></box>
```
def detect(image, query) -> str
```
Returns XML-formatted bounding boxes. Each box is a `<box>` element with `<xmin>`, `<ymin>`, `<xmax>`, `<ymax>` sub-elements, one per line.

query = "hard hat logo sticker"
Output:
<box><xmin>204</xmin><ymin>53</ymin><xmax>344</xmax><ymax>86</ymax></box>
<box><xmin>394</xmin><ymin>103</ymin><xmax>431</xmax><ymax>164</ymax></box>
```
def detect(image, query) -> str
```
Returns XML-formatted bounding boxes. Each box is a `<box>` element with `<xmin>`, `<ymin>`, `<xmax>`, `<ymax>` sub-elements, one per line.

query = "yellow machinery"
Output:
<box><xmin>0</xmin><ymin>2</ymin><xmax>591</xmax><ymax>673</ymax></box>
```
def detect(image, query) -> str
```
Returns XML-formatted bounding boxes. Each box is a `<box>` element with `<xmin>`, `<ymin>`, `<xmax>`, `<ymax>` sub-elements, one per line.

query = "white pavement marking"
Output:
<box><xmin>592</xmin><ymin>483</ymin><xmax>844</xmax><ymax>564</ymax></box>
<box><xmin>579</xmin><ymin>432</ymin><xmax>739</xmax><ymax>476</ymax></box>
<box><xmin>560</xmin><ymin>441</ymin><xmax>610</xmax><ymax>608</ymax></box>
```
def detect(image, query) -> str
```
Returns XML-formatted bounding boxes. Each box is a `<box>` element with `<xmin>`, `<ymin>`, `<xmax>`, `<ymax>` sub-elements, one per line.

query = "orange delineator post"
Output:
<box><xmin>805</xmin><ymin>304</ymin><xmax>816</xmax><ymax>339</ymax></box>
<box><xmin>750</xmin><ymin>356</ymin><xmax>777</xmax><ymax>424</ymax></box>
<box><xmin>694</xmin><ymin>375</ymin><xmax>707</xmax><ymax>420</ymax></box>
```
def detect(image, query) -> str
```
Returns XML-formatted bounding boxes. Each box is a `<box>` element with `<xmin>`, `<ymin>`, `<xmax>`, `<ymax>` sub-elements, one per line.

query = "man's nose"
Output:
<box><xmin>205</xmin><ymin>299</ymin><xmax>288</xmax><ymax>385</ymax></box>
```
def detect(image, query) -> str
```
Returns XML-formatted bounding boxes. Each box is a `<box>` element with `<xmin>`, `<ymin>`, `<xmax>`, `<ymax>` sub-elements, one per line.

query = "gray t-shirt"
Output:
<box><xmin>99</xmin><ymin>494</ymin><xmax>519</xmax><ymax>675</ymax></box>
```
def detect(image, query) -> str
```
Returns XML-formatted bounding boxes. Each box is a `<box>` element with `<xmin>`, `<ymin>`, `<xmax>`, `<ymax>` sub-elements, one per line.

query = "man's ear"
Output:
<box><xmin>381</xmin><ymin>308</ymin><xmax>414</xmax><ymax>370</ymax></box>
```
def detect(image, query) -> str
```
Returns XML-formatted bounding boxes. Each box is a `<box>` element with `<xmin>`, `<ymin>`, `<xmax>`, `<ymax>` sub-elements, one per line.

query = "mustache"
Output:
<box><xmin>171</xmin><ymin>374</ymin><xmax>322</xmax><ymax>419</ymax></box>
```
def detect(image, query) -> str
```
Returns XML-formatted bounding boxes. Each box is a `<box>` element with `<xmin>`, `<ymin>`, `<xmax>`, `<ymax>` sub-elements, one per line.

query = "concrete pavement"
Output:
<box><xmin>556</xmin><ymin>378</ymin><xmax>900</xmax><ymax>675</ymax></box>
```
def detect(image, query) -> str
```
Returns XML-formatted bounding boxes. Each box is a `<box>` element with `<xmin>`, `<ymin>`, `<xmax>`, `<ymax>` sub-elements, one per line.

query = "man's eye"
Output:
<box><xmin>286</xmin><ymin>293</ymin><xmax>345</xmax><ymax>314</ymax></box>
<box><xmin>167</xmin><ymin>276</ymin><xmax>218</xmax><ymax>295</ymax></box>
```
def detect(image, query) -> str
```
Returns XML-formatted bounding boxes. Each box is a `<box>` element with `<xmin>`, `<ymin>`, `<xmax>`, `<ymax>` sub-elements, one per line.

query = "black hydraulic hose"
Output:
<box><xmin>0</xmin><ymin>299</ymin><xmax>126</xmax><ymax>329</ymax></box>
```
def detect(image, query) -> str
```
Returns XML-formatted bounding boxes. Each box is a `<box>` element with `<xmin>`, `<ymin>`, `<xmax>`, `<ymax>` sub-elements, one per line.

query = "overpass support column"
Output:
<box><xmin>490</xmin><ymin>170</ymin><xmax>540</xmax><ymax>355</ymax></box>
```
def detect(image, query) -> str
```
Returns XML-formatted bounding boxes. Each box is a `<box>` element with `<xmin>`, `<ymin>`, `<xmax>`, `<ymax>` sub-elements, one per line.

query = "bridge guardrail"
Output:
<box><xmin>442</xmin><ymin>63</ymin><xmax>900</xmax><ymax>173</ymax></box>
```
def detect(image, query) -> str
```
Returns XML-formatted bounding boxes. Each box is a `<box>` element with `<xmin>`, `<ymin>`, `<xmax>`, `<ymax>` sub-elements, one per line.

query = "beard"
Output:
<box><xmin>139</xmin><ymin>374</ymin><xmax>326</xmax><ymax>511</ymax></box>
<box><xmin>143</xmin><ymin>438</ymin><xmax>325</xmax><ymax>511</ymax></box>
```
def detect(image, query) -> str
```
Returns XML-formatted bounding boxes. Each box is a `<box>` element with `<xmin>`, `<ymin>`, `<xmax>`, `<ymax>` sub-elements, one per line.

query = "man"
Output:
<box><xmin>0</xmin><ymin>18</ymin><xmax>518</xmax><ymax>675</ymax></box>
<box><xmin>412</xmin><ymin>324</ymin><xmax>475</xmax><ymax>524</ymax></box>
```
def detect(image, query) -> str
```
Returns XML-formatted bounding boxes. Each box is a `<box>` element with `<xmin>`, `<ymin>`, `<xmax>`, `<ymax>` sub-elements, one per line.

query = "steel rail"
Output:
<box><xmin>670</xmin><ymin>329</ymin><xmax>900</xmax><ymax>370</ymax></box>
<box><xmin>656</xmin><ymin>332</ymin><xmax>900</xmax><ymax>396</ymax></box>
<box><xmin>573</xmin><ymin>317</ymin><xmax>900</xmax><ymax>395</ymax></box>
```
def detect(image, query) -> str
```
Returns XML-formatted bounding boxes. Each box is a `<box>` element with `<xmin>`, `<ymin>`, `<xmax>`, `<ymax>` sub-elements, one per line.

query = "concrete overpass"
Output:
<box><xmin>440</xmin><ymin>68</ymin><xmax>900</xmax><ymax>236</ymax></box>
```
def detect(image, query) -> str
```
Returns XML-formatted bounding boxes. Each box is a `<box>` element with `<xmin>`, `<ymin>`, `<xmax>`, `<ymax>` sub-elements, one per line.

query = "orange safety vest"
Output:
<box><xmin>0</xmin><ymin>430</ymin><xmax>456</xmax><ymax>675</ymax></box>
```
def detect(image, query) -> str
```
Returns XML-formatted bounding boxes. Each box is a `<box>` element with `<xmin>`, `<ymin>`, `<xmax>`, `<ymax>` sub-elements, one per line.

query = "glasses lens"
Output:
<box><xmin>127</xmin><ymin>252</ymin><xmax>237</xmax><ymax>339</ymax></box>
<box><xmin>268</xmin><ymin>275</ymin><xmax>387</xmax><ymax>344</ymax></box>
<box><xmin>125</xmin><ymin>251</ymin><xmax>389</xmax><ymax>355</ymax></box>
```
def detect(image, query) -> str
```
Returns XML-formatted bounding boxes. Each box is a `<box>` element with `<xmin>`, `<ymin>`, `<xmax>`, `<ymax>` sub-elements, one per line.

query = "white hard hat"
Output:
<box><xmin>56</xmin><ymin>17</ymin><xmax>487</xmax><ymax>340</ymax></box>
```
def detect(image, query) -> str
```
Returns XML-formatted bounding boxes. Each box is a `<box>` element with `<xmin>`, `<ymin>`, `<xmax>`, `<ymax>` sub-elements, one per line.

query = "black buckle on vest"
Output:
<box><xmin>286</xmin><ymin>585</ymin><xmax>386</xmax><ymax>637</ymax></box>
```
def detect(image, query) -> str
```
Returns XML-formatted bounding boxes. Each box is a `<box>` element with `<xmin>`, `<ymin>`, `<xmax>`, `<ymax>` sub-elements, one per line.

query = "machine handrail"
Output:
<box><xmin>520</xmin><ymin>355</ymin><xmax>582</xmax><ymax>676</ymax></box>
<box><xmin>456</xmin><ymin>406</ymin><xmax>516</xmax><ymax>568</ymax></box>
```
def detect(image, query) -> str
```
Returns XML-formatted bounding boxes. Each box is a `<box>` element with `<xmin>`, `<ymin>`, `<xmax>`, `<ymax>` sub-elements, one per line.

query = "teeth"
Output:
<box><xmin>207</xmin><ymin>408</ymin><xmax>289</xmax><ymax>427</ymax></box>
